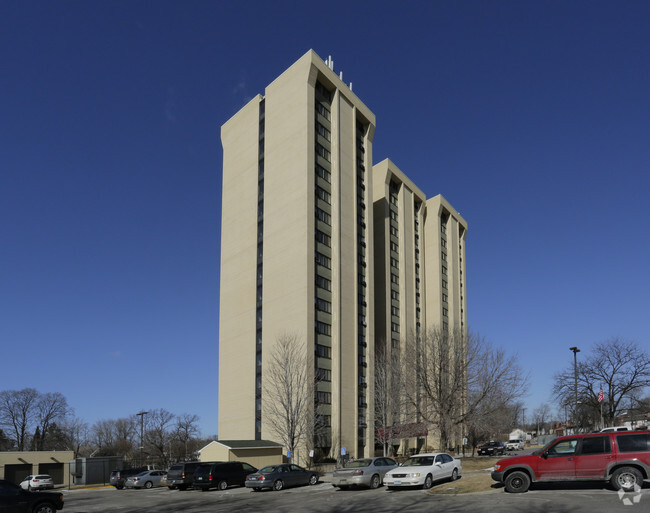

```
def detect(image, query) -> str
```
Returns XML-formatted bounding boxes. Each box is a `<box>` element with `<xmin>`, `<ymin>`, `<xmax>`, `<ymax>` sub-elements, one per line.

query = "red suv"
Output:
<box><xmin>491</xmin><ymin>430</ymin><xmax>649</xmax><ymax>493</ymax></box>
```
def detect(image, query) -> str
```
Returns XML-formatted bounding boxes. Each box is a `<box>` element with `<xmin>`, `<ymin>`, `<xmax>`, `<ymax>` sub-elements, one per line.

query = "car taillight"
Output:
<box><xmin>208</xmin><ymin>475</ymin><xmax>212</xmax><ymax>481</ymax></box>
<box><xmin>181</xmin><ymin>472</ymin><xmax>186</xmax><ymax>478</ymax></box>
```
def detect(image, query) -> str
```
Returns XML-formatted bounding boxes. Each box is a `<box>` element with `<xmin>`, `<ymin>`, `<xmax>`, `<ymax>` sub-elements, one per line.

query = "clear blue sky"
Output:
<box><xmin>1</xmin><ymin>1</ymin><xmax>648</xmax><ymax>435</ymax></box>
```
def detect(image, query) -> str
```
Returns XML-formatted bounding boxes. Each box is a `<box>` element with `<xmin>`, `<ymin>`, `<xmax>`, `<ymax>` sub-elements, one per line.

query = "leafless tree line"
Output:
<box><xmin>553</xmin><ymin>338</ymin><xmax>650</xmax><ymax>430</ymax></box>
<box><xmin>0</xmin><ymin>388</ymin><xmax>209</xmax><ymax>467</ymax></box>
<box><xmin>375</xmin><ymin>327</ymin><xmax>528</xmax><ymax>455</ymax></box>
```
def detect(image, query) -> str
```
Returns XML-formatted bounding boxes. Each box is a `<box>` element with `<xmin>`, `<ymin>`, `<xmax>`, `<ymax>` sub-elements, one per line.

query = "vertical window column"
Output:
<box><xmin>255</xmin><ymin>99</ymin><xmax>265</xmax><ymax>440</ymax></box>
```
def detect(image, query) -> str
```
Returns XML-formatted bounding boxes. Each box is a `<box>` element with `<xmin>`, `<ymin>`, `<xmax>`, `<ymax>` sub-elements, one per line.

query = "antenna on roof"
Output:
<box><xmin>326</xmin><ymin>56</ymin><xmax>334</xmax><ymax>70</ymax></box>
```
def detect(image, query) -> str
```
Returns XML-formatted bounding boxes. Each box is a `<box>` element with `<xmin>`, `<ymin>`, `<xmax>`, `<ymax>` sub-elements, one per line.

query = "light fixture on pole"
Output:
<box><xmin>136</xmin><ymin>411</ymin><xmax>149</xmax><ymax>466</ymax></box>
<box><xmin>569</xmin><ymin>347</ymin><xmax>580</xmax><ymax>430</ymax></box>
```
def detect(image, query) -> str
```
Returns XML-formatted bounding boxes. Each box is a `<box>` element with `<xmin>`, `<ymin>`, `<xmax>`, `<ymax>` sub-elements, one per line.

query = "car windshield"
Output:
<box><xmin>259</xmin><ymin>466</ymin><xmax>278</xmax><ymax>474</ymax></box>
<box><xmin>343</xmin><ymin>459</ymin><xmax>372</xmax><ymax>468</ymax></box>
<box><xmin>136</xmin><ymin>471</ymin><xmax>148</xmax><ymax>476</ymax></box>
<box><xmin>402</xmin><ymin>456</ymin><xmax>434</xmax><ymax>467</ymax></box>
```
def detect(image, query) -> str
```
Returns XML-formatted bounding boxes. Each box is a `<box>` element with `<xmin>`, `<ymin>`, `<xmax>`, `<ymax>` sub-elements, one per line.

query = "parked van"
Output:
<box><xmin>193</xmin><ymin>461</ymin><xmax>257</xmax><ymax>491</ymax></box>
<box><xmin>491</xmin><ymin>430</ymin><xmax>650</xmax><ymax>493</ymax></box>
<box><xmin>165</xmin><ymin>461</ymin><xmax>205</xmax><ymax>490</ymax></box>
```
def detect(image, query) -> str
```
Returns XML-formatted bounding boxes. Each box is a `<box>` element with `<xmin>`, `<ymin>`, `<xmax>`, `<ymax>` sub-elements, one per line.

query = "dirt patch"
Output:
<box><xmin>428</xmin><ymin>457</ymin><xmax>502</xmax><ymax>495</ymax></box>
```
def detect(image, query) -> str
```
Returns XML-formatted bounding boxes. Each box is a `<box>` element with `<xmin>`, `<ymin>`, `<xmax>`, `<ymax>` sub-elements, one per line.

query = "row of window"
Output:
<box><xmin>316</xmin><ymin>206</ymin><xmax>331</xmax><ymax>225</ymax></box>
<box><xmin>316</xmin><ymin>121</ymin><xmax>330</xmax><ymax>141</ymax></box>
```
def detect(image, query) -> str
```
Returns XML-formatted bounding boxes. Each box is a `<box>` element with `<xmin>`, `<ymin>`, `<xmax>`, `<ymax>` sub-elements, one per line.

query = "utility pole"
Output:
<box><xmin>137</xmin><ymin>411</ymin><xmax>149</xmax><ymax>467</ymax></box>
<box><xmin>569</xmin><ymin>347</ymin><xmax>580</xmax><ymax>431</ymax></box>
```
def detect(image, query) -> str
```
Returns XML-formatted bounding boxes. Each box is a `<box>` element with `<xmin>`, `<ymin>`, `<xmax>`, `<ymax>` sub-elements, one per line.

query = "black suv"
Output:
<box><xmin>0</xmin><ymin>479</ymin><xmax>64</xmax><ymax>512</ymax></box>
<box><xmin>110</xmin><ymin>466</ymin><xmax>152</xmax><ymax>489</ymax></box>
<box><xmin>165</xmin><ymin>461</ymin><xmax>204</xmax><ymax>490</ymax></box>
<box><xmin>478</xmin><ymin>441</ymin><xmax>506</xmax><ymax>456</ymax></box>
<box><xmin>193</xmin><ymin>461</ymin><xmax>258</xmax><ymax>491</ymax></box>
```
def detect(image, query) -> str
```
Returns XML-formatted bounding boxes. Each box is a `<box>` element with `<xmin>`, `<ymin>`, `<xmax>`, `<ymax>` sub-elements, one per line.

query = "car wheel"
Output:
<box><xmin>217</xmin><ymin>480</ymin><xmax>228</xmax><ymax>491</ymax></box>
<box><xmin>504</xmin><ymin>471</ymin><xmax>531</xmax><ymax>493</ymax></box>
<box><xmin>144</xmin><ymin>481</ymin><xmax>153</xmax><ymax>489</ymax></box>
<box><xmin>32</xmin><ymin>503</ymin><xmax>56</xmax><ymax>513</ymax></box>
<box><xmin>273</xmin><ymin>479</ymin><xmax>284</xmax><ymax>491</ymax></box>
<box><xmin>308</xmin><ymin>474</ymin><xmax>318</xmax><ymax>485</ymax></box>
<box><xmin>611</xmin><ymin>466</ymin><xmax>643</xmax><ymax>492</ymax></box>
<box><xmin>370</xmin><ymin>474</ymin><xmax>380</xmax><ymax>489</ymax></box>
<box><xmin>451</xmin><ymin>468</ymin><xmax>459</xmax><ymax>481</ymax></box>
<box><xmin>422</xmin><ymin>474</ymin><xmax>433</xmax><ymax>489</ymax></box>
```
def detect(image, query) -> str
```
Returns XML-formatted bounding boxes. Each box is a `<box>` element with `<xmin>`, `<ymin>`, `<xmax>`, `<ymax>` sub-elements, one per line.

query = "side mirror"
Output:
<box><xmin>541</xmin><ymin>452</ymin><xmax>548</xmax><ymax>460</ymax></box>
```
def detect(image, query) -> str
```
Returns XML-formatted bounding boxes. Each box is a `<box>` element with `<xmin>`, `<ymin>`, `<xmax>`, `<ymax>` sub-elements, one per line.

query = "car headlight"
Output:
<box><xmin>409</xmin><ymin>473</ymin><xmax>421</xmax><ymax>478</ymax></box>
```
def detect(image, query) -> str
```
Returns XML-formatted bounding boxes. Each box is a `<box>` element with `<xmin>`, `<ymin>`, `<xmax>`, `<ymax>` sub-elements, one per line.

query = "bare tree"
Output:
<box><xmin>374</xmin><ymin>344</ymin><xmax>408</xmax><ymax>456</ymax></box>
<box><xmin>0</xmin><ymin>388</ymin><xmax>39</xmax><ymax>450</ymax></box>
<box><xmin>174</xmin><ymin>413</ymin><xmax>200</xmax><ymax>461</ymax></box>
<box><xmin>91</xmin><ymin>417</ymin><xmax>136</xmax><ymax>458</ymax></box>
<box><xmin>264</xmin><ymin>333</ymin><xmax>318</xmax><ymax>464</ymax></box>
<box><xmin>60</xmin><ymin>417</ymin><xmax>90</xmax><ymax>457</ymax></box>
<box><xmin>553</xmin><ymin>338</ymin><xmax>650</xmax><ymax>428</ymax></box>
<box><xmin>403</xmin><ymin>327</ymin><xmax>527</xmax><ymax>451</ymax></box>
<box><xmin>532</xmin><ymin>403</ymin><xmax>552</xmax><ymax>435</ymax></box>
<box><xmin>145</xmin><ymin>408</ymin><xmax>176</xmax><ymax>467</ymax></box>
<box><xmin>34</xmin><ymin>392</ymin><xmax>70</xmax><ymax>450</ymax></box>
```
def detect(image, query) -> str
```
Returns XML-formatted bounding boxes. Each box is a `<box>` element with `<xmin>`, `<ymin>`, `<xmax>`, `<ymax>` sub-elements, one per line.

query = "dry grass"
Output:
<box><xmin>428</xmin><ymin>457</ymin><xmax>501</xmax><ymax>495</ymax></box>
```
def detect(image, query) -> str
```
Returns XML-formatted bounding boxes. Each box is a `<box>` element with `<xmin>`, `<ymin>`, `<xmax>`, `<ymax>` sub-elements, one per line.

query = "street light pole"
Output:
<box><xmin>136</xmin><ymin>411</ymin><xmax>149</xmax><ymax>467</ymax></box>
<box><xmin>569</xmin><ymin>347</ymin><xmax>580</xmax><ymax>432</ymax></box>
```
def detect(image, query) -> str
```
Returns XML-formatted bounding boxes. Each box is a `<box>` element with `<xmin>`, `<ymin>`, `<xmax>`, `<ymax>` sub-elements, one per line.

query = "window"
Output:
<box><xmin>390</xmin><ymin>225</ymin><xmax>398</xmax><ymax>237</ymax></box>
<box><xmin>316</xmin><ymin>344</ymin><xmax>331</xmax><ymax>358</ymax></box>
<box><xmin>391</xmin><ymin>273</ymin><xmax>399</xmax><ymax>284</ymax></box>
<box><xmin>548</xmin><ymin>439</ymin><xmax>578</xmax><ymax>456</ymax></box>
<box><xmin>315</xmin><ymin>321</ymin><xmax>331</xmax><ymax>335</ymax></box>
<box><xmin>390</xmin><ymin>241</ymin><xmax>398</xmax><ymax>252</ymax></box>
<box><xmin>316</xmin><ymin>143</ymin><xmax>331</xmax><ymax>162</ymax></box>
<box><xmin>390</xmin><ymin>210</ymin><xmax>398</xmax><ymax>221</ymax></box>
<box><xmin>390</xmin><ymin>257</ymin><xmax>399</xmax><ymax>268</ymax></box>
<box><xmin>580</xmin><ymin>436</ymin><xmax>611</xmax><ymax>455</ymax></box>
<box><xmin>391</xmin><ymin>322</ymin><xmax>400</xmax><ymax>333</ymax></box>
<box><xmin>316</xmin><ymin>102</ymin><xmax>331</xmax><ymax>120</ymax></box>
<box><xmin>315</xmin><ymin>207</ymin><xmax>331</xmax><ymax>225</ymax></box>
<box><xmin>316</xmin><ymin>368</ymin><xmax>331</xmax><ymax>382</ymax></box>
<box><xmin>442</xmin><ymin>279</ymin><xmax>448</xmax><ymax>290</ymax></box>
<box><xmin>391</xmin><ymin>289</ymin><xmax>399</xmax><ymax>300</ymax></box>
<box><xmin>391</xmin><ymin>306</ymin><xmax>399</xmax><ymax>317</ymax></box>
<box><xmin>389</xmin><ymin>194</ymin><xmax>398</xmax><ymax>206</ymax></box>
<box><xmin>316</xmin><ymin>414</ymin><xmax>331</xmax><ymax>427</ymax></box>
<box><xmin>616</xmin><ymin>434</ymin><xmax>650</xmax><ymax>452</ymax></box>
<box><xmin>315</xmin><ymin>274</ymin><xmax>331</xmax><ymax>291</ymax></box>
<box><xmin>315</xmin><ymin>251</ymin><xmax>331</xmax><ymax>269</ymax></box>
<box><xmin>316</xmin><ymin>121</ymin><xmax>330</xmax><ymax>141</ymax></box>
<box><xmin>441</xmin><ymin>238</ymin><xmax>447</xmax><ymax>248</ymax></box>
<box><xmin>315</xmin><ymin>297</ymin><xmax>331</xmax><ymax>313</ymax></box>
<box><xmin>316</xmin><ymin>163</ymin><xmax>330</xmax><ymax>182</ymax></box>
<box><xmin>316</xmin><ymin>186</ymin><xmax>331</xmax><ymax>204</ymax></box>
<box><xmin>315</xmin><ymin>230</ymin><xmax>331</xmax><ymax>247</ymax></box>
<box><xmin>316</xmin><ymin>391</ymin><xmax>332</xmax><ymax>404</ymax></box>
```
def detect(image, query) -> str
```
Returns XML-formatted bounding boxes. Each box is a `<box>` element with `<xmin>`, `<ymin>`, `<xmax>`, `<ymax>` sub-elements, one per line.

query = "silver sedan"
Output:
<box><xmin>124</xmin><ymin>470</ymin><xmax>167</xmax><ymax>489</ymax></box>
<box><xmin>331</xmin><ymin>457</ymin><xmax>399</xmax><ymax>489</ymax></box>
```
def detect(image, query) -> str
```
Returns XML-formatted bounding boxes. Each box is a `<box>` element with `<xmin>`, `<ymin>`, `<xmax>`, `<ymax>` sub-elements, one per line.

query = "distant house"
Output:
<box><xmin>198</xmin><ymin>440</ymin><xmax>283</xmax><ymax>468</ymax></box>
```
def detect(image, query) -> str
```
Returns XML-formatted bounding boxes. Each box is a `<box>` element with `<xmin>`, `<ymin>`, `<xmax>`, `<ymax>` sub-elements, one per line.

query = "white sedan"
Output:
<box><xmin>383</xmin><ymin>452</ymin><xmax>461</xmax><ymax>489</ymax></box>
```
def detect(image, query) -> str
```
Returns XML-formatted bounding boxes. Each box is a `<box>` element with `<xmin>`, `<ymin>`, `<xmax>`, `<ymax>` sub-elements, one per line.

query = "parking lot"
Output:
<box><xmin>59</xmin><ymin>479</ymin><xmax>648</xmax><ymax>513</ymax></box>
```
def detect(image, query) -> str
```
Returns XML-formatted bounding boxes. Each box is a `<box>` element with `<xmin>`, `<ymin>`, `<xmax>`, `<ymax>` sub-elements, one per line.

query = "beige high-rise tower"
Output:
<box><xmin>219</xmin><ymin>50</ymin><xmax>376</xmax><ymax>460</ymax></box>
<box><xmin>218</xmin><ymin>50</ymin><xmax>467</xmax><ymax>461</ymax></box>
